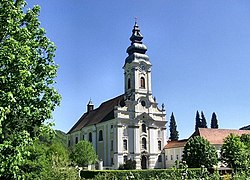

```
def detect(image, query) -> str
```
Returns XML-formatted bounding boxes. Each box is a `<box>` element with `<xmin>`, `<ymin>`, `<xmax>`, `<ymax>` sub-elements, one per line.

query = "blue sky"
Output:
<box><xmin>26</xmin><ymin>1</ymin><xmax>250</xmax><ymax>139</ymax></box>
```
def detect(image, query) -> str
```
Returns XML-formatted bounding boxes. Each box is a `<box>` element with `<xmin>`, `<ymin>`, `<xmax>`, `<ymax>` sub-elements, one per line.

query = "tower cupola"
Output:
<box><xmin>125</xmin><ymin>22</ymin><xmax>149</xmax><ymax>64</ymax></box>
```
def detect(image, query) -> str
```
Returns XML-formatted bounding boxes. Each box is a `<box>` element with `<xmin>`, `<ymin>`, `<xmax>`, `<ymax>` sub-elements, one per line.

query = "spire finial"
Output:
<box><xmin>134</xmin><ymin>17</ymin><xmax>138</xmax><ymax>25</ymax></box>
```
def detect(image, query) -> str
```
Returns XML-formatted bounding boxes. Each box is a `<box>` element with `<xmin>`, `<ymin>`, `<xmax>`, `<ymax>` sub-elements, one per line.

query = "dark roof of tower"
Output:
<box><xmin>67</xmin><ymin>94</ymin><xmax>125</xmax><ymax>134</ymax></box>
<box><xmin>125</xmin><ymin>23</ymin><xmax>149</xmax><ymax>64</ymax></box>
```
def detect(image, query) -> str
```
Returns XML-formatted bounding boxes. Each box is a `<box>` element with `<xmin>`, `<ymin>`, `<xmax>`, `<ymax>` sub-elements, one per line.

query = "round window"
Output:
<box><xmin>141</xmin><ymin>100</ymin><xmax>146</xmax><ymax>107</ymax></box>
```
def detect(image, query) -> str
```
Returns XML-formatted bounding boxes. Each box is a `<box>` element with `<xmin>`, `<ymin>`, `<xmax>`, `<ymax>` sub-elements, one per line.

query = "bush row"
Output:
<box><xmin>80</xmin><ymin>168</ymin><xmax>221</xmax><ymax>180</ymax></box>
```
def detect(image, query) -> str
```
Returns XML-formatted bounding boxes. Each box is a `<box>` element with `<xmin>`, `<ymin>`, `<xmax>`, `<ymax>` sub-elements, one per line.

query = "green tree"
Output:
<box><xmin>0</xmin><ymin>0</ymin><xmax>60</xmax><ymax>178</ymax></box>
<box><xmin>221</xmin><ymin>134</ymin><xmax>249</xmax><ymax>171</ymax></box>
<box><xmin>200</xmin><ymin>111</ymin><xmax>207</xmax><ymax>128</ymax></box>
<box><xmin>182</xmin><ymin>136</ymin><xmax>218</xmax><ymax>168</ymax></box>
<box><xmin>71</xmin><ymin>140</ymin><xmax>97</xmax><ymax>166</ymax></box>
<box><xmin>195</xmin><ymin>111</ymin><xmax>201</xmax><ymax>131</ymax></box>
<box><xmin>169</xmin><ymin>112</ymin><xmax>179</xmax><ymax>140</ymax></box>
<box><xmin>210</xmin><ymin>112</ymin><xmax>219</xmax><ymax>128</ymax></box>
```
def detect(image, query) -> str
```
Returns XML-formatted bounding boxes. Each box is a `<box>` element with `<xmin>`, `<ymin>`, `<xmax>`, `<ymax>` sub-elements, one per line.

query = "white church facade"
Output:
<box><xmin>67</xmin><ymin>23</ymin><xmax>167</xmax><ymax>169</ymax></box>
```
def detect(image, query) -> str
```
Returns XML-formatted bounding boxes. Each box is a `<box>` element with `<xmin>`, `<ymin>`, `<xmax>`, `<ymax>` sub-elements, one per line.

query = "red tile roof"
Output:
<box><xmin>192</xmin><ymin>128</ymin><xmax>250</xmax><ymax>145</ymax></box>
<box><xmin>164</xmin><ymin>128</ymin><xmax>250</xmax><ymax>149</ymax></box>
<box><xmin>164</xmin><ymin>139</ymin><xmax>188</xmax><ymax>149</ymax></box>
<box><xmin>67</xmin><ymin>94</ymin><xmax>125</xmax><ymax>134</ymax></box>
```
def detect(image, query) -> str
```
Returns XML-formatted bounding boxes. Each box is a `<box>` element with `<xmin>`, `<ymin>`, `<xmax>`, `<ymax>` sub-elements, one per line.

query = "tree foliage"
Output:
<box><xmin>169</xmin><ymin>112</ymin><xmax>179</xmax><ymax>140</ymax></box>
<box><xmin>182</xmin><ymin>136</ymin><xmax>218</xmax><ymax>168</ymax></box>
<box><xmin>195</xmin><ymin>111</ymin><xmax>201</xmax><ymax>131</ymax></box>
<box><xmin>71</xmin><ymin>140</ymin><xmax>97</xmax><ymax>166</ymax></box>
<box><xmin>0</xmin><ymin>0</ymin><xmax>60</xmax><ymax>139</ymax></box>
<box><xmin>119</xmin><ymin>159</ymin><xmax>136</xmax><ymax>170</ymax></box>
<box><xmin>210</xmin><ymin>112</ymin><xmax>219</xmax><ymax>128</ymax></box>
<box><xmin>200</xmin><ymin>111</ymin><xmax>207</xmax><ymax>128</ymax></box>
<box><xmin>0</xmin><ymin>0</ymin><xmax>61</xmax><ymax>178</ymax></box>
<box><xmin>220</xmin><ymin>134</ymin><xmax>250</xmax><ymax>171</ymax></box>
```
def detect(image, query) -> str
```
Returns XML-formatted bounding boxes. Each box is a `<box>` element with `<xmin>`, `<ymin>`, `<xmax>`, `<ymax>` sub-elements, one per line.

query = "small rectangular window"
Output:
<box><xmin>123</xmin><ymin>139</ymin><xmax>128</xmax><ymax>151</ymax></box>
<box><xmin>75</xmin><ymin>137</ymin><xmax>78</xmax><ymax>144</ymax></box>
<box><xmin>111</xmin><ymin>140</ymin><xmax>113</xmax><ymax>151</ymax></box>
<box><xmin>176</xmin><ymin>155</ymin><xmax>179</xmax><ymax>160</ymax></box>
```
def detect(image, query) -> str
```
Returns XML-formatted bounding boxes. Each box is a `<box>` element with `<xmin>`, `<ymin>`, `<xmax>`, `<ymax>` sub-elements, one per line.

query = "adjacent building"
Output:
<box><xmin>164</xmin><ymin>128</ymin><xmax>250</xmax><ymax>168</ymax></box>
<box><xmin>67</xmin><ymin>23</ymin><xmax>167</xmax><ymax>169</ymax></box>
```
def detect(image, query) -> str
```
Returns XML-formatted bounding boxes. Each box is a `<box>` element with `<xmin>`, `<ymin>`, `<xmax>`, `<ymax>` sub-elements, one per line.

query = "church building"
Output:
<box><xmin>67</xmin><ymin>23</ymin><xmax>167</xmax><ymax>169</ymax></box>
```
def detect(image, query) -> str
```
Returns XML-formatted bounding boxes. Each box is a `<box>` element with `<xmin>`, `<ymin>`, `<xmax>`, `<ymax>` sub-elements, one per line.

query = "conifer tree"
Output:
<box><xmin>169</xmin><ymin>112</ymin><xmax>179</xmax><ymax>140</ymax></box>
<box><xmin>211</xmin><ymin>112</ymin><xmax>219</xmax><ymax>128</ymax></box>
<box><xmin>200</xmin><ymin>111</ymin><xmax>207</xmax><ymax>128</ymax></box>
<box><xmin>195</xmin><ymin>111</ymin><xmax>201</xmax><ymax>131</ymax></box>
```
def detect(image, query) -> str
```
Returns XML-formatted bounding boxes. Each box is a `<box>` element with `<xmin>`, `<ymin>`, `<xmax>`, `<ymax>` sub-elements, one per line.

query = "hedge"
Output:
<box><xmin>80</xmin><ymin>168</ymin><xmax>219</xmax><ymax>180</ymax></box>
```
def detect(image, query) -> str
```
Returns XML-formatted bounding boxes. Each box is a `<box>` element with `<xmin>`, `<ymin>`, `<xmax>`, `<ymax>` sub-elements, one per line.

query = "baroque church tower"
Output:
<box><xmin>67</xmin><ymin>23</ymin><xmax>167</xmax><ymax>169</ymax></box>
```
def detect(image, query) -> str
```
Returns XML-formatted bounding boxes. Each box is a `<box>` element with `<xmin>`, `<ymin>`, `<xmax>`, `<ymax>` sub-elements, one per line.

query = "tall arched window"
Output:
<box><xmin>89</xmin><ymin>132</ymin><xmax>92</xmax><ymax>142</ymax></box>
<box><xmin>99</xmin><ymin>130</ymin><xmax>103</xmax><ymax>141</ymax></box>
<box><xmin>142</xmin><ymin>124</ymin><xmax>146</xmax><ymax>133</ymax></box>
<box><xmin>158</xmin><ymin>141</ymin><xmax>162</xmax><ymax>150</ymax></box>
<box><xmin>75</xmin><ymin>136</ymin><xmax>78</xmax><ymax>144</ymax></box>
<box><xmin>142</xmin><ymin>137</ymin><xmax>147</xmax><ymax>150</ymax></box>
<box><xmin>128</xmin><ymin>78</ymin><xmax>131</xmax><ymax>89</ymax></box>
<box><xmin>140</xmin><ymin>77</ymin><xmax>145</xmax><ymax>88</ymax></box>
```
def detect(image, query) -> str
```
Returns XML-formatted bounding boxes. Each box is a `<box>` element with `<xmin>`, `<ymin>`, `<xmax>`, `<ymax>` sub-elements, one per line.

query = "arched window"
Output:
<box><xmin>82</xmin><ymin>134</ymin><xmax>85</xmax><ymax>140</ymax></box>
<box><xmin>142</xmin><ymin>137</ymin><xmax>147</xmax><ymax>150</ymax></box>
<box><xmin>75</xmin><ymin>136</ymin><xmax>78</xmax><ymax>144</ymax></box>
<box><xmin>158</xmin><ymin>155</ymin><xmax>162</xmax><ymax>162</ymax></box>
<box><xmin>99</xmin><ymin>130</ymin><xmax>103</xmax><ymax>141</ymax></box>
<box><xmin>140</xmin><ymin>77</ymin><xmax>145</xmax><ymax>88</ymax></box>
<box><xmin>89</xmin><ymin>132</ymin><xmax>92</xmax><ymax>142</ymax></box>
<box><xmin>158</xmin><ymin>141</ymin><xmax>161</xmax><ymax>150</ymax></box>
<box><xmin>128</xmin><ymin>78</ymin><xmax>131</xmax><ymax>89</ymax></box>
<box><xmin>142</xmin><ymin>124</ymin><xmax>146</xmax><ymax>133</ymax></box>
<box><xmin>123</xmin><ymin>139</ymin><xmax>128</xmax><ymax>151</ymax></box>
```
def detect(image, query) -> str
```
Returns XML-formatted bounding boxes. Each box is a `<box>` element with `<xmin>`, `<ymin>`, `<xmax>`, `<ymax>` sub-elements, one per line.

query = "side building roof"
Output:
<box><xmin>67</xmin><ymin>94</ymin><xmax>125</xmax><ymax>134</ymax></box>
<box><xmin>192</xmin><ymin>128</ymin><xmax>250</xmax><ymax>145</ymax></box>
<box><xmin>164</xmin><ymin>139</ymin><xmax>188</xmax><ymax>149</ymax></box>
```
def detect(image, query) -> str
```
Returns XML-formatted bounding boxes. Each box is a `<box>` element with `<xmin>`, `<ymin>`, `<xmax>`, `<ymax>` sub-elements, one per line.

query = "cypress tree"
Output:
<box><xmin>195</xmin><ymin>111</ymin><xmax>201</xmax><ymax>131</ymax></box>
<box><xmin>211</xmin><ymin>112</ymin><xmax>219</xmax><ymax>128</ymax></box>
<box><xmin>169</xmin><ymin>112</ymin><xmax>179</xmax><ymax>140</ymax></box>
<box><xmin>201</xmin><ymin>111</ymin><xmax>207</xmax><ymax>128</ymax></box>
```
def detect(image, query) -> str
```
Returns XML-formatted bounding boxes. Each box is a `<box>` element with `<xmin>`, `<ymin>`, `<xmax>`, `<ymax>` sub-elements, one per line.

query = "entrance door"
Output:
<box><xmin>141</xmin><ymin>155</ymin><xmax>147</xmax><ymax>169</ymax></box>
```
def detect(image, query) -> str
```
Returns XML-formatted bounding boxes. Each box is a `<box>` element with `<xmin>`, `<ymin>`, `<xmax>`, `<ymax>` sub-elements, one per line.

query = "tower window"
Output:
<box><xmin>99</xmin><ymin>130</ymin><xmax>103</xmax><ymax>141</ymax></box>
<box><xmin>128</xmin><ymin>78</ymin><xmax>131</xmax><ymax>89</ymax></box>
<box><xmin>142</xmin><ymin>124</ymin><xmax>146</xmax><ymax>133</ymax></box>
<box><xmin>89</xmin><ymin>132</ymin><xmax>92</xmax><ymax>142</ymax></box>
<box><xmin>142</xmin><ymin>137</ymin><xmax>147</xmax><ymax>150</ymax></box>
<box><xmin>140</xmin><ymin>77</ymin><xmax>145</xmax><ymax>88</ymax></box>
<box><xmin>123</xmin><ymin>139</ymin><xmax>128</xmax><ymax>151</ymax></box>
